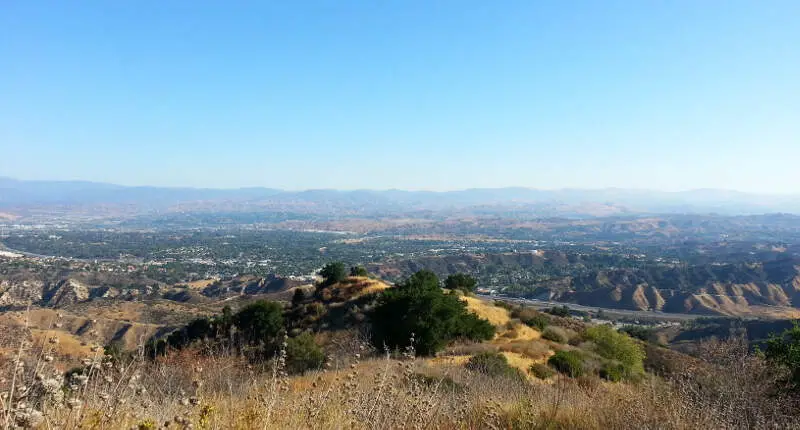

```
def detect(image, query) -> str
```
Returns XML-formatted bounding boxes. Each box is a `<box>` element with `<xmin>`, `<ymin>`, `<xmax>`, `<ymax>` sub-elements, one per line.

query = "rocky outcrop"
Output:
<box><xmin>0</xmin><ymin>280</ymin><xmax>45</xmax><ymax>306</ymax></box>
<box><xmin>202</xmin><ymin>274</ymin><xmax>303</xmax><ymax>298</ymax></box>
<box><xmin>0</xmin><ymin>277</ymin><xmax>152</xmax><ymax>308</ymax></box>
<box><xmin>45</xmin><ymin>279</ymin><xmax>90</xmax><ymax>307</ymax></box>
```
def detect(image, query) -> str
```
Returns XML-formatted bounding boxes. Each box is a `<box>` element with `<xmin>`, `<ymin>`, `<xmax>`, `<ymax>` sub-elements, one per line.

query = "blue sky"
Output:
<box><xmin>2</xmin><ymin>1</ymin><xmax>798</xmax><ymax>192</ymax></box>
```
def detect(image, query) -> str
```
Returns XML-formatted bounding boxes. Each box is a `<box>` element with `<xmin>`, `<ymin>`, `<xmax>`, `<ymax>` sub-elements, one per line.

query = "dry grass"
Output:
<box><xmin>185</xmin><ymin>279</ymin><xmax>217</xmax><ymax>289</ymax></box>
<box><xmin>501</xmin><ymin>351</ymin><xmax>537</xmax><ymax>375</ymax></box>
<box><xmin>497</xmin><ymin>342</ymin><xmax>553</xmax><ymax>363</ymax></box>
<box><xmin>499</xmin><ymin>322</ymin><xmax>541</xmax><ymax>342</ymax></box>
<box><xmin>316</xmin><ymin>277</ymin><xmax>393</xmax><ymax>302</ymax></box>
<box><xmin>29</xmin><ymin>329</ymin><xmax>93</xmax><ymax>368</ymax></box>
<box><xmin>0</xmin><ymin>307</ymin><xmax>163</xmax><ymax>355</ymax></box>
<box><xmin>428</xmin><ymin>355</ymin><xmax>471</xmax><ymax>366</ymax></box>
<box><xmin>461</xmin><ymin>296</ymin><xmax>510</xmax><ymax>326</ymax></box>
<box><xmin>1</xmin><ymin>309</ymin><xmax>799</xmax><ymax>430</ymax></box>
<box><xmin>6</xmin><ymin>344</ymin><xmax>795</xmax><ymax>430</ymax></box>
<box><xmin>357</xmin><ymin>279</ymin><xmax>392</xmax><ymax>296</ymax></box>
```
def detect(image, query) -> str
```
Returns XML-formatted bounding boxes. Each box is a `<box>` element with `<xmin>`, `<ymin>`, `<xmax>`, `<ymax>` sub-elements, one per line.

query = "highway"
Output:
<box><xmin>478</xmin><ymin>294</ymin><xmax>701</xmax><ymax>322</ymax></box>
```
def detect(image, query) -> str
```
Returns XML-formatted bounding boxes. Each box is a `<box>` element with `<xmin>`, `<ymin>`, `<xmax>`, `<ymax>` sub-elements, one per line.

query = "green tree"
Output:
<box><xmin>291</xmin><ymin>288</ymin><xmax>306</xmax><ymax>307</ymax></box>
<box><xmin>350</xmin><ymin>266</ymin><xmax>369</xmax><ymax>277</ymax></box>
<box><xmin>218</xmin><ymin>305</ymin><xmax>234</xmax><ymax>338</ymax></box>
<box><xmin>762</xmin><ymin>322</ymin><xmax>800</xmax><ymax>391</ymax></box>
<box><xmin>584</xmin><ymin>325</ymin><xmax>645</xmax><ymax>378</ymax></box>
<box><xmin>404</xmin><ymin>270</ymin><xmax>441</xmax><ymax>289</ymax></box>
<box><xmin>221</xmin><ymin>305</ymin><xmax>233</xmax><ymax>324</ymax></box>
<box><xmin>185</xmin><ymin>318</ymin><xmax>214</xmax><ymax>341</ymax></box>
<box><xmin>320</xmin><ymin>262</ymin><xmax>347</xmax><ymax>286</ymax></box>
<box><xmin>369</xmin><ymin>270</ymin><xmax>494</xmax><ymax>356</ymax></box>
<box><xmin>445</xmin><ymin>273</ymin><xmax>478</xmax><ymax>293</ymax></box>
<box><xmin>234</xmin><ymin>300</ymin><xmax>284</xmax><ymax>345</ymax></box>
<box><xmin>286</xmin><ymin>332</ymin><xmax>326</xmax><ymax>374</ymax></box>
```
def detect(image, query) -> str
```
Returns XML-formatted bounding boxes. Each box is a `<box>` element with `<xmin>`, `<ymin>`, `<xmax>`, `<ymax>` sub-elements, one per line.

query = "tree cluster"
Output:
<box><xmin>148</xmin><ymin>300</ymin><xmax>325</xmax><ymax>374</ymax></box>
<box><xmin>762</xmin><ymin>322</ymin><xmax>800</xmax><ymax>392</ymax></box>
<box><xmin>149</xmin><ymin>301</ymin><xmax>284</xmax><ymax>356</ymax></box>
<box><xmin>320</xmin><ymin>262</ymin><xmax>347</xmax><ymax>286</ymax></box>
<box><xmin>369</xmin><ymin>270</ymin><xmax>495</xmax><ymax>356</ymax></box>
<box><xmin>444</xmin><ymin>273</ymin><xmax>477</xmax><ymax>293</ymax></box>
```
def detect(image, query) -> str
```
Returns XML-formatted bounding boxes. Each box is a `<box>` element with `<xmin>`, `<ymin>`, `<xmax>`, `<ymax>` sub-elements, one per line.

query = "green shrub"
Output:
<box><xmin>370</xmin><ymin>270</ymin><xmax>495</xmax><ymax>356</ymax></box>
<box><xmin>291</xmin><ymin>288</ymin><xmax>306</xmax><ymax>306</ymax></box>
<box><xmin>599</xmin><ymin>362</ymin><xmax>625</xmax><ymax>382</ymax></box>
<box><xmin>511</xmin><ymin>307</ymin><xmax>549</xmax><ymax>330</ymax></box>
<box><xmin>493</xmin><ymin>300</ymin><xmax>513</xmax><ymax>310</ymax></box>
<box><xmin>761</xmin><ymin>322</ymin><xmax>800</xmax><ymax>392</ymax></box>
<box><xmin>445</xmin><ymin>273</ymin><xmax>477</xmax><ymax>293</ymax></box>
<box><xmin>526</xmin><ymin>315</ymin><xmax>550</xmax><ymax>331</ymax></box>
<box><xmin>546</xmin><ymin>306</ymin><xmax>571</xmax><ymax>318</ymax></box>
<box><xmin>584</xmin><ymin>325</ymin><xmax>645</xmax><ymax>378</ymax></box>
<box><xmin>619</xmin><ymin>325</ymin><xmax>653</xmax><ymax>342</ymax></box>
<box><xmin>350</xmin><ymin>266</ymin><xmax>369</xmax><ymax>277</ymax></box>
<box><xmin>530</xmin><ymin>363</ymin><xmax>555</xmax><ymax>379</ymax></box>
<box><xmin>542</xmin><ymin>326</ymin><xmax>568</xmax><ymax>343</ymax></box>
<box><xmin>548</xmin><ymin>350</ymin><xmax>585</xmax><ymax>377</ymax></box>
<box><xmin>466</xmin><ymin>351</ymin><xmax>524</xmax><ymax>380</ymax></box>
<box><xmin>234</xmin><ymin>300</ymin><xmax>284</xmax><ymax>346</ymax></box>
<box><xmin>286</xmin><ymin>332</ymin><xmax>325</xmax><ymax>374</ymax></box>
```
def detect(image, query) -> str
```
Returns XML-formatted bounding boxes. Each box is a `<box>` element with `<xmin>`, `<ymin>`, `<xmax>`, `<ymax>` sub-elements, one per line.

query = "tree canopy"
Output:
<box><xmin>369</xmin><ymin>270</ymin><xmax>495</xmax><ymax>356</ymax></box>
<box><xmin>445</xmin><ymin>273</ymin><xmax>477</xmax><ymax>293</ymax></box>
<box><xmin>234</xmin><ymin>300</ymin><xmax>284</xmax><ymax>345</ymax></box>
<box><xmin>320</xmin><ymin>262</ymin><xmax>347</xmax><ymax>286</ymax></box>
<box><xmin>762</xmin><ymin>322</ymin><xmax>800</xmax><ymax>391</ymax></box>
<box><xmin>350</xmin><ymin>266</ymin><xmax>369</xmax><ymax>277</ymax></box>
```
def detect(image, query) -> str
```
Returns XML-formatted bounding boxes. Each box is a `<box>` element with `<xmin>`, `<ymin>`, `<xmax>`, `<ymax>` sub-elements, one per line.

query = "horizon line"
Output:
<box><xmin>2</xmin><ymin>176</ymin><xmax>798</xmax><ymax>197</ymax></box>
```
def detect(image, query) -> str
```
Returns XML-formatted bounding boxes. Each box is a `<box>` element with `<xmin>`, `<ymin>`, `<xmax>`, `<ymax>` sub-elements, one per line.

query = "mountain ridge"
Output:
<box><xmin>3</xmin><ymin>177</ymin><xmax>800</xmax><ymax>215</ymax></box>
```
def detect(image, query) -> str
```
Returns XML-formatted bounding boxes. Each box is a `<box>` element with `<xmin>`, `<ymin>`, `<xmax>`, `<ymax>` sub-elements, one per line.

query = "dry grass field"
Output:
<box><xmin>1</xmin><ymin>334</ymin><xmax>795</xmax><ymax>429</ymax></box>
<box><xmin>0</xmin><ymin>287</ymin><xmax>798</xmax><ymax>429</ymax></box>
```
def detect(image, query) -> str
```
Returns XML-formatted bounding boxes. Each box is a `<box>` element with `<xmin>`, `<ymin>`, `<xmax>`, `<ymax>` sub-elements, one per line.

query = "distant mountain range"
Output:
<box><xmin>2</xmin><ymin>177</ymin><xmax>800</xmax><ymax>216</ymax></box>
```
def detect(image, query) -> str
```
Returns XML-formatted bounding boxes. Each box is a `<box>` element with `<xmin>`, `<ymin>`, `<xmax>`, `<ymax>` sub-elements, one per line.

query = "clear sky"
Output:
<box><xmin>2</xmin><ymin>1</ymin><xmax>798</xmax><ymax>192</ymax></box>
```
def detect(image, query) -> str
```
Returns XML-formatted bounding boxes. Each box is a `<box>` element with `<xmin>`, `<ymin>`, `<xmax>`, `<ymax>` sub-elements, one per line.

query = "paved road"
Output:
<box><xmin>478</xmin><ymin>294</ymin><xmax>701</xmax><ymax>321</ymax></box>
<box><xmin>0</xmin><ymin>243</ymin><xmax>95</xmax><ymax>262</ymax></box>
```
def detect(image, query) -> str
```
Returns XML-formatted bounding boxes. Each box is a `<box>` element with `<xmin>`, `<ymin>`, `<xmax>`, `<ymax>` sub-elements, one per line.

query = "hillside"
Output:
<box><xmin>0</xmin><ymin>271</ymin><xmax>307</xmax><ymax>310</ymax></box>
<box><xmin>371</xmin><ymin>253</ymin><xmax>800</xmax><ymax>317</ymax></box>
<box><xmin>3</xmin><ymin>269</ymin><xmax>798</xmax><ymax>429</ymax></box>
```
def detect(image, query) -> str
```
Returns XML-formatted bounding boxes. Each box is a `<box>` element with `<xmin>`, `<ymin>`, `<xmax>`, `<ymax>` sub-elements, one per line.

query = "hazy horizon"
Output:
<box><xmin>3</xmin><ymin>2</ymin><xmax>799</xmax><ymax>193</ymax></box>
<box><xmin>5</xmin><ymin>175</ymin><xmax>800</xmax><ymax>197</ymax></box>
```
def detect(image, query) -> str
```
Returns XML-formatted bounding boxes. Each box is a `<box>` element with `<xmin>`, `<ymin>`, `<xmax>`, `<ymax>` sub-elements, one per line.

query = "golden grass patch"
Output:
<box><xmin>461</xmin><ymin>296</ymin><xmax>510</xmax><ymax>327</ymax></box>
<box><xmin>186</xmin><ymin>278</ymin><xmax>217</xmax><ymax>289</ymax></box>
<box><xmin>501</xmin><ymin>351</ymin><xmax>537</xmax><ymax>374</ymax></box>
<box><xmin>501</xmin><ymin>323</ymin><xmax>541</xmax><ymax>342</ymax></box>
<box><xmin>359</xmin><ymin>279</ymin><xmax>392</xmax><ymax>295</ymax></box>
<box><xmin>427</xmin><ymin>354</ymin><xmax>471</xmax><ymax>366</ymax></box>
<box><xmin>30</xmin><ymin>329</ymin><xmax>93</xmax><ymax>366</ymax></box>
